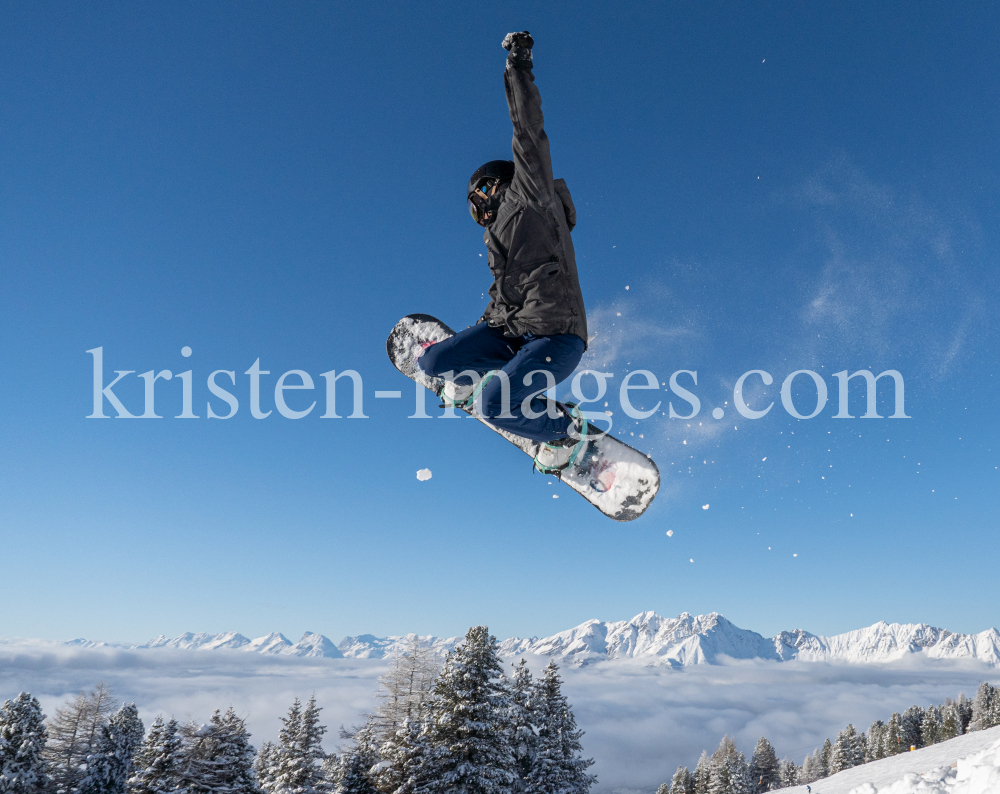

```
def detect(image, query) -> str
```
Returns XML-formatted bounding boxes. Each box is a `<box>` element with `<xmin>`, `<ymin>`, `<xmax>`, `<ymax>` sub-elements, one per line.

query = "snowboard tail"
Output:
<box><xmin>386</xmin><ymin>314</ymin><xmax>660</xmax><ymax>522</ymax></box>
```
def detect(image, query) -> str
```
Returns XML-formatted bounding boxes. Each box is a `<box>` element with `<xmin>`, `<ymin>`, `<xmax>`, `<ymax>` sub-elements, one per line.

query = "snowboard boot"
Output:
<box><xmin>440</xmin><ymin>380</ymin><xmax>475</xmax><ymax>408</ymax></box>
<box><xmin>439</xmin><ymin>371</ymin><xmax>498</xmax><ymax>410</ymax></box>
<box><xmin>533</xmin><ymin>404</ymin><xmax>603</xmax><ymax>475</ymax></box>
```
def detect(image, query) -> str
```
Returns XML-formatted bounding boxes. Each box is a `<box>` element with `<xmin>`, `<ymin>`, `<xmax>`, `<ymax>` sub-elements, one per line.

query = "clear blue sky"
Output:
<box><xmin>1</xmin><ymin>1</ymin><xmax>997</xmax><ymax>645</ymax></box>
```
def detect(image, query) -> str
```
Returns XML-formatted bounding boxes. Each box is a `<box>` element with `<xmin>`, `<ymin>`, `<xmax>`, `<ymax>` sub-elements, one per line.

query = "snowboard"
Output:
<box><xmin>386</xmin><ymin>314</ymin><xmax>660</xmax><ymax>522</ymax></box>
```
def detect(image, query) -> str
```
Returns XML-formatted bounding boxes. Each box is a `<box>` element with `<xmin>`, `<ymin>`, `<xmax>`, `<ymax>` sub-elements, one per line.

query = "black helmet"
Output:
<box><xmin>467</xmin><ymin>160</ymin><xmax>515</xmax><ymax>226</ymax></box>
<box><xmin>468</xmin><ymin>160</ymin><xmax>515</xmax><ymax>196</ymax></box>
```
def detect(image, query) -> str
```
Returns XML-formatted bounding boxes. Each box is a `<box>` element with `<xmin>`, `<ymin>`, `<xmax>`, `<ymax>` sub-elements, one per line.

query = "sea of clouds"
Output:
<box><xmin>1</xmin><ymin>640</ymin><xmax>997</xmax><ymax>793</ymax></box>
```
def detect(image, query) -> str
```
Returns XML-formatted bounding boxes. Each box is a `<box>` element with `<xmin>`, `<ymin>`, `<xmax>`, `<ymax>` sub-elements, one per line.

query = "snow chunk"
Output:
<box><xmin>702</xmin><ymin>504</ymin><xmax>709</xmax><ymax>510</ymax></box>
<box><xmin>416</xmin><ymin>469</ymin><xmax>432</xmax><ymax>481</ymax></box>
<box><xmin>666</xmin><ymin>530</ymin><xmax>674</xmax><ymax>537</ymax></box>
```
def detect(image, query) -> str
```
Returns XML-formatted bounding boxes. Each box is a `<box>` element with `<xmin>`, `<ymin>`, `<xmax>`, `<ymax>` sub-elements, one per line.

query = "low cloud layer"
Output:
<box><xmin>1</xmin><ymin>642</ymin><xmax>995</xmax><ymax>793</ymax></box>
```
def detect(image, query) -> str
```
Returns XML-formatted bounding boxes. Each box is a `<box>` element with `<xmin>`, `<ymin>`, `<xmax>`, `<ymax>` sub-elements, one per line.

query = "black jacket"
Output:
<box><xmin>479</xmin><ymin>52</ymin><xmax>588</xmax><ymax>346</ymax></box>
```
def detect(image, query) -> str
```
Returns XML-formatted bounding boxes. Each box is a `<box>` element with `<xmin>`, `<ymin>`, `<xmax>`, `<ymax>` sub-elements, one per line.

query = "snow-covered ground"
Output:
<box><xmin>783</xmin><ymin>726</ymin><xmax>1000</xmax><ymax>794</ymax></box>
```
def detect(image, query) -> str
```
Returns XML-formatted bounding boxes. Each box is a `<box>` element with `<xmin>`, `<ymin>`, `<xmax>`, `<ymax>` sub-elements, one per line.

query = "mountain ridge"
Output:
<box><xmin>60</xmin><ymin>612</ymin><xmax>1000</xmax><ymax>667</ymax></box>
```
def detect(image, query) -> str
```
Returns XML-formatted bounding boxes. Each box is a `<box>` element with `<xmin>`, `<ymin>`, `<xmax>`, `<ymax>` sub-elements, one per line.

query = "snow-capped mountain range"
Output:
<box><xmin>62</xmin><ymin>612</ymin><xmax>1000</xmax><ymax>667</ymax></box>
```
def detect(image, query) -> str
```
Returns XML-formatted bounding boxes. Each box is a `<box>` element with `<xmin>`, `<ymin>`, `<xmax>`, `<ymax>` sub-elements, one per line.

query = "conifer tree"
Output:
<box><xmin>0</xmin><ymin>692</ymin><xmax>49</xmax><ymax>794</ymax></box>
<box><xmin>46</xmin><ymin>684</ymin><xmax>117</xmax><ymax>794</ymax></box>
<box><xmin>705</xmin><ymin>761</ymin><xmax>729</xmax><ymax>794</ymax></box>
<box><xmin>829</xmin><ymin>725</ymin><xmax>863</xmax><ymax>774</ymax></box>
<box><xmin>777</xmin><ymin>760</ymin><xmax>798</xmax><ymax>789</ymax></box>
<box><xmin>899</xmin><ymin>706</ymin><xmax>924</xmax><ymax>750</ymax></box>
<box><xmin>410</xmin><ymin>626</ymin><xmax>516</xmax><ymax>794</ymax></box>
<box><xmin>940</xmin><ymin>705</ymin><xmax>963</xmax><ymax>741</ymax></box>
<box><xmin>707</xmin><ymin>737</ymin><xmax>737</xmax><ymax>794</ymax></box>
<box><xmin>371</xmin><ymin>718</ymin><xmax>439</xmax><ymax>794</ymax></box>
<box><xmin>920</xmin><ymin>705</ymin><xmax>942</xmax><ymax>747</ymax></box>
<box><xmin>328</xmin><ymin>747</ymin><xmax>375</xmax><ymax>794</ymax></box>
<box><xmin>370</xmin><ymin>638</ymin><xmax>440</xmax><ymax>746</ymax></box>
<box><xmin>882</xmin><ymin>714</ymin><xmax>902</xmax><ymax>757</ymax></box>
<box><xmin>818</xmin><ymin>739</ymin><xmax>832</xmax><ymax>777</ymax></box>
<box><xmin>527</xmin><ymin>661</ymin><xmax>595</xmax><ymax>794</ymax></box>
<box><xmin>865</xmin><ymin>721</ymin><xmax>885</xmax><ymax>762</ymax></box>
<box><xmin>799</xmin><ymin>750</ymin><xmax>823</xmax><ymax>784</ymax></box>
<box><xmin>955</xmin><ymin>694</ymin><xmax>974</xmax><ymax>733</ymax></box>
<box><xmin>77</xmin><ymin>704</ymin><xmax>144</xmax><ymax>794</ymax></box>
<box><xmin>748</xmin><ymin>737</ymin><xmax>778</xmax><ymax>792</ymax></box>
<box><xmin>727</xmin><ymin>753</ymin><xmax>753</xmax><ymax>794</ymax></box>
<box><xmin>322</xmin><ymin>722</ymin><xmax>379</xmax><ymax>794</ymax></box>
<box><xmin>265</xmin><ymin>698</ymin><xmax>328</xmax><ymax>794</ymax></box>
<box><xmin>693</xmin><ymin>752</ymin><xmax>711</xmax><ymax>794</ymax></box>
<box><xmin>968</xmin><ymin>682</ymin><xmax>998</xmax><ymax>731</ymax></box>
<box><xmin>508</xmin><ymin>660</ymin><xmax>536</xmax><ymax>789</ymax></box>
<box><xmin>667</xmin><ymin>767</ymin><xmax>687</xmax><ymax>794</ymax></box>
<box><xmin>128</xmin><ymin>716</ymin><xmax>182</xmax><ymax>794</ymax></box>
<box><xmin>254</xmin><ymin>743</ymin><xmax>278</xmax><ymax>794</ymax></box>
<box><xmin>186</xmin><ymin>709</ymin><xmax>259</xmax><ymax>794</ymax></box>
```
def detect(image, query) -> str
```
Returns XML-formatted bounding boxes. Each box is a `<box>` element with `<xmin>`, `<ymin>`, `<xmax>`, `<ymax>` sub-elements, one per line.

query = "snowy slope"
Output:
<box><xmin>782</xmin><ymin>725</ymin><xmax>1000</xmax><ymax>794</ymax></box>
<box><xmin>51</xmin><ymin>612</ymin><xmax>1000</xmax><ymax>667</ymax></box>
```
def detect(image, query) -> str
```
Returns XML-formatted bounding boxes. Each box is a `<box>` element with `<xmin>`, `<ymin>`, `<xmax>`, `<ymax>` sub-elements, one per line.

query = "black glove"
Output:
<box><xmin>502</xmin><ymin>31</ymin><xmax>533</xmax><ymax>64</ymax></box>
<box><xmin>502</xmin><ymin>31</ymin><xmax>534</xmax><ymax>51</ymax></box>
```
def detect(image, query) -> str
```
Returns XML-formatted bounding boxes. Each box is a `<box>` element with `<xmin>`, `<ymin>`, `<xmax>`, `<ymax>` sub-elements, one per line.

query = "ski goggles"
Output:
<box><xmin>467</xmin><ymin>178</ymin><xmax>496</xmax><ymax>224</ymax></box>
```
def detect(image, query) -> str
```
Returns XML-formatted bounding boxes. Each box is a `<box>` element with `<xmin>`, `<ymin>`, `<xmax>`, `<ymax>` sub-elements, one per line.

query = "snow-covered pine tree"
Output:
<box><xmin>818</xmin><ymin>739</ymin><xmax>832</xmax><ymax>777</ymax></box>
<box><xmin>266</xmin><ymin>697</ymin><xmax>328</xmax><ymax>794</ymax></box>
<box><xmin>253</xmin><ymin>743</ymin><xmax>277</xmax><ymax>794</ymax></box>
<box><xmin>179</xmin><ymin>709</ymin><xmax>260</xmax><ymax>794</ymax></box>
<box><xmin>705</xmin><ymin>759</ymin><xmax>729</xmax><ymax>794</ymax></box>
<box><xmin>411</xmin><ymin>625</ymin><xmax>516</xmax><ymax>794</ymax></box>
<box><xmin>940</xmin><ymin>704</ymin><xmax>963</xmax><ymax>741</ymax></box>
<box><xmin>212</xmin><ymin>709</ymin><xmax>260</xmax><ymax>794</ymax></box>
<box><xmin>852</xmin><ymin>730</ymin><xmax>866</xmax><ymax>768</ymax></box>
<box><xmin>955</xmin><ymin>694</ymin><xmax>973</xmax><ymax>733</ymax></box>
<box><xmin>882</xmin><ymin>714</ymin><xmax>902</xmax><ymax>757</ymax></box>
<box><xmin>693</xmin><ymin>752</ymin><xmax>711</xmax><ymax>794</ymax></box>
<box><xmin>76</xmin><ymin>703</ymin><xmax>144</xmax><ymax>794</ymax></box>
<box><xmin>726</xmin><ymin>753</ymin><xmax>753</xmax><ymax>794</ymax></box>
<box><xmin>920</xmin><ymin>705</ymin><xmax>942</xmax><ymax>746</ymax></box>
<box><xmin>667</xmin><ymin>766</ymin><xmax>687</xmax><ymax>794</ymax></box>
<box><xmin>508</xmin><ymin>660</ymin><xmax>536</xmax><ymax>789</ymax></box>
<box><xmin>748</xmin><ymin>737</ymin><xmax>778</xmax><ymax>792</ymax></box>
<box><xmin>899</xmin><ymin>706</ymin><xmax>924</xmax><ymax>750</ymax></box>
<box><xmin>371</xmin><ymin>717</ymin><xmax>439</xmax><ymax>794</ymax></box>
<box><xmin>128</xmin><ymin>716</ymin><xmax>182</xmax><ymax>794</ymax></box>
<box><xmin>799</xmin><ymin>750</ymin><xmax>822</xmax><ymax>784</ymax></box>
<box><xmin>45</xmin><ymin>684</ymin><xmax>117</xmax><ymax>794</ymax></box>
<box><xmin>0</xmin><ymin>692</ymin><xmax>49</xmax><ymax>794</ymax></box>
<box><xmin>527</xmin><ymin>660</ymin><xmax>595</xmax><ymax>794</ymax></box>
<box><xmin>865</xmin><ymin>721</ymin><xmax>885</xmax><ymax>762</ymax></box>
<box><xmin>321</xmin><ymin>722</ymin><xmax>380</xmax><ymax>794</ymax></box>
<box><xmin>777</xmin><ymin>759</ymin><xmax>798</xmax><ymax>789</ymax></box>
<box><xmin>706</xmin><ymin>737</ymin><xmax>737</xmax><ymax>794</ymax></box>
<box><xmin>326</xmin><ymin>744</ymin><xmax>376</xmax><ymax>794</ymax></box>
<box><xmin>829</xmin><ymin>725</ymin><xmax>862</xmax><ymax>775</ymax></box>
<box><xmin>968</xmin><ymin>682</ymin><xmax>998</xmax><ymax>731</ymax></box>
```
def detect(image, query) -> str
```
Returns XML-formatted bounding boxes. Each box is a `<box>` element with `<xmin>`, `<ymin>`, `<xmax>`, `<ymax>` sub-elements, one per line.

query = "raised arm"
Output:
<box><xmin>502</xmin><ymin>31</ymin><xmax>555</xmax><ymax>206</ymax></box>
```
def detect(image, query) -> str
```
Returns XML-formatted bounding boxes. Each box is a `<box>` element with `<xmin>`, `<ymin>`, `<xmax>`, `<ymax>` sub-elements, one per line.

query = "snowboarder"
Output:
<box><xmin>417</xmin><ymin>31</ymin><xmax>598</xmax><ymax>473</ymax></box>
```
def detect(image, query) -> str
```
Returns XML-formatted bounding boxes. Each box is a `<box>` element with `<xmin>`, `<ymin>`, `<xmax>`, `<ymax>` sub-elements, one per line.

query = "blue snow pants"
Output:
<box><xmin>417</xmin><ymin>322</ymin><xmax>585</xmax><ymax>443</ymax></box>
